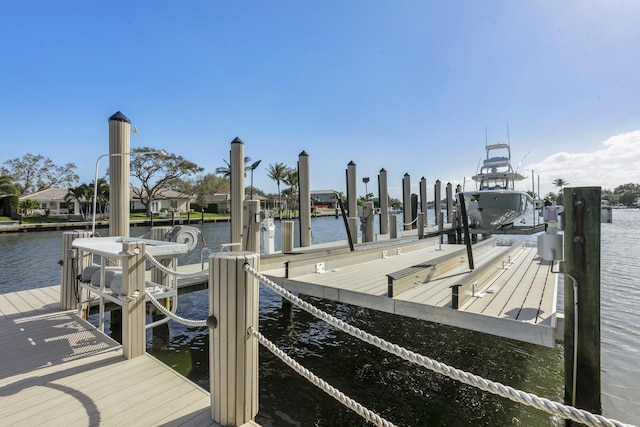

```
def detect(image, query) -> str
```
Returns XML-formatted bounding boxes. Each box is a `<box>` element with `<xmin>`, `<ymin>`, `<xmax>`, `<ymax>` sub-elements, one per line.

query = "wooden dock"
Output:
<box><xmin>260</xmin><ymin>236</ymin><xmax>559</xmax><ymax>347</ymax></box>
<box><xmin>0</xmin><ymin>287</ymin><xmax>230</xmax><ymax>427</ymax></box>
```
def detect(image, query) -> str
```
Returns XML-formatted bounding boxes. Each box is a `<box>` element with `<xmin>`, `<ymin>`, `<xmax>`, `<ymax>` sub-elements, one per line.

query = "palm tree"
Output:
<box><xmin>553</xmin><ymin>178</ymin><xmax>570</xmax><ymax>193</ymax></box>
<box><xmin>91</xmin><ymin>178</ymin><xmax>109</xmax><ymax>219</ymax></box>
<box><xmin>215</xmin><ymin>157</ymin><xmax>252</xmax><ymax>178</ymax></box>
<box><xmin>66</xmin><ymin>184</ymin><xmax>92</xmax><ymax>219</ymax></box>
<box><xmin>267</xmin><ymin>162</ymin><xmax>288</xmax><ymax>220</ymax></box>
<box><xmin>282</xmin><ymin>168</ymin><xmax>298</xmax><ymax>219</ymax></box>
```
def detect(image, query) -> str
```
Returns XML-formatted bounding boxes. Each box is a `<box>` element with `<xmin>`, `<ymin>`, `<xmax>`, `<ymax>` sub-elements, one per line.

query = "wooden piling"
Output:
<box><xmin>231</xmin><ymin>137</ymin><xmax>245</xmax><ymax>244</ymax></box>
<box><xmin>346</xmin><ymin>161</ymin><xmax>358</xmax><ymax>240</ymax></box>
<box><xmin>60</xmin><ymin>231</ymin><xmax>92</xmax><ymax>310</ymax></box>
<box><xmin>120</xmin><ymin>241</ymin><xmax>147</xmax><ymax>359</ymax></box>
<box><xmin>243</xmin><ymin>200</ymin><xmax>260</xmax><ymax>253</ymax></box>
<box><xmin>209</xmin><ymin>251</ymin><xmax>259</xmax><ymax>426</ymax></box>
<box><xmin>563</xmin><ymin>187</ymin><xmax>601</xmax><ymax>423</ymax></box>
<box><xmin>390</xmin><ymin>214</ymin><xmax>397</xmax><ymax>239</ymax></box>
<box><xmin>362</xmin><ymin>201</ymin><xmax>374</xmax><ymax>242</ymax></box>
<box><xmin>378</xmin><ymin>169</ymin><xmax>389</xmax><ymax>235</ymax></box>
<box><xmin>281</xmin><ymin>220</ymin><xmax>294</xmax><ymax>253</ymax></box>
<box><xmin>298</xmin><ymin>151</ymin><xmax>312</xmax><ymax>247</ymax></box>
<box><xmin>434</xmin><ymin>180</ymin><xmax>442</xmax><ymax>226</ymax></box>
<box><xmin>108</xmin><ymin>111</ymin><xmax>131</xmax><ymax>237</ymax></box>
<box><xmin>420</xmin><ymin>177</ymin><xmax>427</xmax><ymax>225</ymax></box>
<box><xmin>402</xmin><ymin>173</ymin><xmax>411</xmax><ymax>231</ymax></box>
<box><xmin>446</xmin><ymin>182</ymin><xmax>454</xmax><ymax>223</ymax></box>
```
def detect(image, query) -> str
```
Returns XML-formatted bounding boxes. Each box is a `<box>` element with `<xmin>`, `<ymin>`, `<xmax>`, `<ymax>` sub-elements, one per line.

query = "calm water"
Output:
<box><xmin>0</xmin><ymin>211</ymin><xmax>638</xmax><ymax>426</ymax></box>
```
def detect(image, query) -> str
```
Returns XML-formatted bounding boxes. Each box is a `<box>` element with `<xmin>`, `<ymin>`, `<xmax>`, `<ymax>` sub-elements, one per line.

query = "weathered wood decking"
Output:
<box><xmin>261</xmin><ymin>236</ymin><xmax>559</xmax><ymax>347</ymax></box>
<box><xmin>0</xmin><ymin>287</ymin><xmax>227</xmax><ymax>427</ymax></box>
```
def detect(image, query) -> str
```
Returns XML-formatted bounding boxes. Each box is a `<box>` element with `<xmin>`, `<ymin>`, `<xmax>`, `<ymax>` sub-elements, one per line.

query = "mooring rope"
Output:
<box><xmin>144</xmin><ymin>252</ymin><xmax>209</xmax><ymax>278</ymax></box>
<box><xmin>243</xmin><ymin>264</ymin><xmax>633</xmax><ymax>427</ymax></box>
<box><xmin>399</xmin><ymin>216</ymin><xmax>418</xmax><ymax>226</ymax></box>
<box><xmin>248</xmin><ymin>327</ymin><xmax>397</xmax><ymax>427</ymax></box>
<box><xmin>145</xmin><ymin>290</ymin><xmax>208</xmax><ymax>327</ymax></box>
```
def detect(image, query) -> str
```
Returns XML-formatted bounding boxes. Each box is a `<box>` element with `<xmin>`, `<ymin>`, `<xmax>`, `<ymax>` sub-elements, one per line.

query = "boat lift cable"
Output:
<box><xmin>144</xmin><ymin>252</ymin><xmax>209</xmax><ymax>278</ymax></box>
<box><xmin>248</xmin><ymin>327</ymin><xmax>397</xmax><ymax>427</ymax></box>
<box><xmin>145</xmin><ymin>291</ymin><xmax>208</xmax><ymax>328</ymax></box>
<box><xmin>243</xmin><ymin>263</ymin><xmax>633</xmax><ymax>427</ymax></box>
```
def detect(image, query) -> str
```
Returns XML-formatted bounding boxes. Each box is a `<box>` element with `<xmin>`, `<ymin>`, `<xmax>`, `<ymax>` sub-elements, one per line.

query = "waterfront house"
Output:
<box><xmin>19</xmin><ymin>188</ymin><xmax>80</xmax><ymax>216</ymax></box>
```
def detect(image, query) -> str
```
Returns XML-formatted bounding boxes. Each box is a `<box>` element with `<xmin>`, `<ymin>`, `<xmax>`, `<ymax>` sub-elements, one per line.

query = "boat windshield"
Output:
<box><xmin>480</xmin><ymin>178</ymin><xmax>511</xmax><ymax>190</ymax></box>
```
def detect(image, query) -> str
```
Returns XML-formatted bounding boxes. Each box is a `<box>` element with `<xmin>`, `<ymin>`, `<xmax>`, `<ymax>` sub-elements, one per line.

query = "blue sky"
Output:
<box><xmin>2</xmin><ymin>1</ymin><xmax>639</xmax><ymax>199</ymax></box>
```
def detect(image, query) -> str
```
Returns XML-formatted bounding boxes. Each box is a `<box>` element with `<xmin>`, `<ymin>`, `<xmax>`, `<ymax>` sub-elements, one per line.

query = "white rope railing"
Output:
<box><xmin>146</xmin><ymin>290</ymin><xmax>207</xmax><ymax>327</ymax></box>
<box><xmin>399</xmin><ymin>216</ymin><xmax>418</xmax><ymax>226</ymax></box>
<box><xmin>243</xmin><ymin>264</ymin><xmax>633</xmax><ymax>427</ymax></box>
<box><xmin>145</xmin><ymin>252</ymin><xmax>209</xmax><ymax>278</ymax></box>
<box><xmin>248</xmin><ymin>327</ymin><xmax>397</xmax><ymax>427</ymax></box>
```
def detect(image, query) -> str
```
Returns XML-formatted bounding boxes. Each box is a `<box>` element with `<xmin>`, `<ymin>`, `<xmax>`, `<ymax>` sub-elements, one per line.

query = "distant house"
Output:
<box><xmin>311</xmin><ymin>190</ymin><xmax>339</xmax><ymax>211</ymax></box>
<box><xmin>19</xmin><ymin>187</ymin><xmax>194</xmax><ymax>217</ymax></box>
<box><xmin>19</xmin><ymin>188</ymin><xmax>80</xmax><ymax>216</ymax></box>
<box><xmin>131</xmin><ymin>188</ymin><xmax>193</xmax><ymax>214</ymax></box>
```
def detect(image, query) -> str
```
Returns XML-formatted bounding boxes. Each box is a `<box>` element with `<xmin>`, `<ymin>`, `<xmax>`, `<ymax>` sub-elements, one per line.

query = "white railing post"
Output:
<box><xmin>209</xmin><ymin>251</ymin><xmax>259</xmax><ymax>426</ymax></box>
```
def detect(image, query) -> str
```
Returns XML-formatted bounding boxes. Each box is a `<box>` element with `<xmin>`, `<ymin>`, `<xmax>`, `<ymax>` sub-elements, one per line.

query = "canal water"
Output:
<box><xmin>0</xmin><ymin>211</ymin><xmax>638</xmax><ymax>426</ymax></box>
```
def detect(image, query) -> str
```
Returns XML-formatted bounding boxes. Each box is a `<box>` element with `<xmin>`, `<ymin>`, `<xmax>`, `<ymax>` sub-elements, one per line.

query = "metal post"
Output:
<box><xmin>209</xmin><ymin>251</ymin><xmax>259</xmax><ymax>426</ymax></box>
<box><xmin>563</xmin><ymin>187</ymin><xmax>601</xmax><ymax>423</ymax></box>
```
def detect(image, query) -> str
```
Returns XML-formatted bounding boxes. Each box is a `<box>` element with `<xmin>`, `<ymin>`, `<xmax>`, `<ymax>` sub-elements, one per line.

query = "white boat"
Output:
<box><xmin>462</xmin><ymin>143</ymin><xmax>533</xmax><ymax>230</ymax></box>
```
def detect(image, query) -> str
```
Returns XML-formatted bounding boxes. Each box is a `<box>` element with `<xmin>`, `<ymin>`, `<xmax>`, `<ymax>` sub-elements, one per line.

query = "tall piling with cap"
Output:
<box><xmin>563</xmin><ymin>187</ymin><xmax>601</xmax><ymax>425</ymax></box>
<box><xmin>298</xmin><ymin>151</ymin><xmax>311</xmax><ymax>247</ymax></box>
<box><xmin>230</xmin><ymin>137</ymin><xmax>245</xmax><ymax>245</ymax></box>
<box><xmin>209</xmin><ymin>251</ymin><xmax>259</xmax><ymax>426</ymax></box>
<box><xmin>402</xmin><ymin>173</ymin><xmax>411</xmax><ymax>231</ymax></box>
<box><xmin>378</xmin><ymin>168</ymin><xmax>389</xmax><ymax>235</ymax></box>
<box><xmin>108</xmin><ymin>111</ymin><xmax>131</xmax><ymax>237</ymax></box>
<box><xmin>346</xmin><ymin>161</ymin><xmax>358</xmax><ymax>243</ymax></box>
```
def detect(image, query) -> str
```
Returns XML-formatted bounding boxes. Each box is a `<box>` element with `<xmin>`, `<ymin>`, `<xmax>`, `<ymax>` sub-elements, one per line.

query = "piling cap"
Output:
<box><xmin>108</xmin><ymin>111</ymin><xmax>130</xmax><ymax>123</ymax></box>
<box><xmin>404</xmin><ymin>172</ymin><xmax>410</xmax><ymax>177</ymax></box>
<box><xmin>380</xmin><ymin>168</ymin><xmax>386</xmax><ymax>173</ymax></box>
<box><xmin>299</xmin><ymin>150</ymin><xmax>309</xmax><ymax>157</ymax></box>
<box><xmin>231</xmin><ymin>137</ymin><xmax>244</xmax><ymax>144</ymax></box>
<box><xmin>348</xmin><ymin>160</ymin><xmax>356</xmax><ymax>166</ymax></box>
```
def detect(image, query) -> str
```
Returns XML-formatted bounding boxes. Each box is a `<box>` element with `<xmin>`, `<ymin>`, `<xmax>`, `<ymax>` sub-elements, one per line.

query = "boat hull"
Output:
<box><xmin>462</xmin><ymin>190</ymin><xmax>532</xmax><ymax>230</ymax></box>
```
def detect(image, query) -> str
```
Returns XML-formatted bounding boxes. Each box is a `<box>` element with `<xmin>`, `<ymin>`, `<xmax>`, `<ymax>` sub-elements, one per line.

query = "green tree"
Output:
<box><xmin>2</xmin><ymin>154</ymin><xmax>78</xmax><ymax>196</ymax></box>
<box><xmin>215</xmin><ymin>157</ymin><xmax>252</xmax><ymax>178</ymax></box>
<box><xmin>66</xmin><ymin>183</ymin><xmax>93</xmax><ymax>219</ymax></box>
<box><xmin>267</xmin><ymin>162</ymin><xmax>288</xmax><ymax>219</ymax></box>
<box><xmin>0</xmin><ymin>175</ymin><xmax>18</xmax><ymax>196</ymax></box>
<box><xmin>92</xmin><ymin>178</ymin><xmax>109</xmax><ymax>218</ymax></box>
<box><xmin>552</xmin><ymin>178</ymin><xmax>570</xmax><ymax>193</ymax></box>
<box><xmin>282</xmin><ymin>168</ymin><xmax>298</xmax><ymax>217</ymax></box>
<box><xmin>18</xmin><ymin>199</ymin><xmax>39</xmax><ymax>216</ymax></box>
<box><xmin>130</xmin><ymin>147</ymin><xmax>204</xmax><ymax>217</ymax></box>
<box><xmin>171</xmin><ymin>174</ymin><xmax>231</xmax><ymax>206</ymax></box>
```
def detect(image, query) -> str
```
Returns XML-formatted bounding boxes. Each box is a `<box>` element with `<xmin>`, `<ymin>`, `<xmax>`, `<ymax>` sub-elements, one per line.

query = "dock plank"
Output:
<box><xmin>0</xmin><ymin>286</ymin><xmax>219</xmax><ymax>427</ymax></box>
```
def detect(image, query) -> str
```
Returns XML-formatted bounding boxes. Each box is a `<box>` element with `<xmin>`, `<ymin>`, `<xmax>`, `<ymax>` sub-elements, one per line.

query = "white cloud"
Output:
<box><xmin>523</xmin><ymin>130</ymin><xmax>640</xmax><ymax>196</ymax></box>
